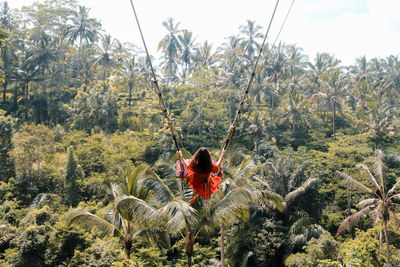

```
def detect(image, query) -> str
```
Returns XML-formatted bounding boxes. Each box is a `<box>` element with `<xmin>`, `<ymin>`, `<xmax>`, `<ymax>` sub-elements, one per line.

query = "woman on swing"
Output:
<box><xmin>178</xmin><ymin>148</ymin><xmax>226</xmax><ymax>203</ymax></box>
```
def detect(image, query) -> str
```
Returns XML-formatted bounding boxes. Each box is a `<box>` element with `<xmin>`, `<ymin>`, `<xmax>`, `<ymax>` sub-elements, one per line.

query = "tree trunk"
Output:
<box><xmin>185</xmin><ymin>231</ymin><xmax>194</xmax><ymax>267</ymax></box>
<box><xmin>220</xmin><ymin>224</ymin><xmax>225</xmax><ymax>267</ymax></box>
<box><xmin>124</xmin><ymin>238</ymin><xmax>132</xmax><ymax>260</ymax></box>
<box><xmin>379</xmin><ymin>224</ymin><xmax>382</xmax><ymax>254</ymax></box>
<box><xmin>24</xmin><ymin>81</ymin><xmax>28</xmax><ymax>120</ymax></box>
<box><xmin>332</xmin><ymin>102</ymin><xmax>336</xmax><ymax>137</ymax></box>
<box><xmin>128</xmin><ymin>84</ymin><xmax>133</xmax><ymax>106</ymax></box>
<box><xmin>2</xmin><ymin>81</ymin><xmax>7</xmax><ymax>103</ymax></box>
<box><xmin>383</xmin><ymin>219</ymin><xmax>390</xmax><ymax>266</ymax></box>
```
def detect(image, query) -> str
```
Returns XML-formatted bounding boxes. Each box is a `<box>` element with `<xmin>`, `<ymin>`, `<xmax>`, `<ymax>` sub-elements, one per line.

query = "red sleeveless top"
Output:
<box><xmin>185</xmin><ymin>160</ymin><xmax>221</xmax><ymax>200</ymax></box>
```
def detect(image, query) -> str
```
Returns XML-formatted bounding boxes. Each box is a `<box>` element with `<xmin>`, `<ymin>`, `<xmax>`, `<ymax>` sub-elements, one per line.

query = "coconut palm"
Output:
<box><xmin>255</xmin><ymin>153</ymin><xmax>317</xmax><ymax>212</ymax></box>
<box><xmin>0</xmin><ymin>1</ymin><xmax>15</xmax><ymax>103</ymax></box>
<box><xmin>307</xmin><ymin>52</ymin><xmax>340</xmax><ymax>97</ymax></box>
<box><xmin>335</xmin><ymin>150</ymin><xmax>400</xmax><ymax>266</ymax></box>
<box><xmin>68</xmin><ymin>165</ymin><xmax>169</xmax><ymax>259</ymax></box>
<box><xmin>177</xmin><ymin>29</ymin><xmax>196</xmax><ymax>83</ymax></box>
<box><xmin>121</xmin><ymin>56</ymin><xmax>137</xmax><ymax>106</ymax></box>
<box><xmin>96</xmin><ymin>34</ymin><xmax>116</xmax><ymax>84</ymax></box>
<box><xmin>320</xmin><ymin>68</ymin><xmax>347</xmax><ymax>136</ymax></box>
<box><xmin>278</xmin><ymin>86</ymin><xmax>311</xmax><ymax>132</ymax></box>
<box><xmin>218</xmin><ymin>35</ymin><xmax>244</xmax><ymax>88</ymax></box>
<box><xmin>158</xmin><ymin>18</ymin><xmax>181</xmax><ymax>84</ymax></box>
<box><xmin>363</xmin><ymin>99</ymin><xmax>394</xmax><ymax>148</ymax></box>
<box><xmin>239</xmin><ymin>20</ymin><xmax>263</xmax><ymax>61</ymax></box>
<box><xmin>202</xmin><ymin>148</ymin><xmax>257</xmax><ymax>267</ymax></box>
<box><xmin>192</xmin><ymin>41</ymin><xmax>219</xmax><ymax>70</ymax></box>
<box><xmin>66</xmin><ymin>6</ymin><xmax>98</xmax><ymax>68</ymax></box>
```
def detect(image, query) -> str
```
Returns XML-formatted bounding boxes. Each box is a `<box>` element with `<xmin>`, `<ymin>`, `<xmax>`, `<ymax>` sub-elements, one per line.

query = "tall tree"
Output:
<box><xmin>321</xmin><ymin>68</ymin><xmax>347</xmax><ymax>136</ymax></box>
<box><xmin>158</xmin><ymin>18</ymin><xmax>181</xmax><ymax>84</ymax></box>
<box><xmin>68</xmin><ymin>164</ymin><xmax>169</xmax><ymax>259</ymax></box>
<box><xmin>0</xmin><ymin>110</ymin><xmax>14</xmax><ymax>181</ymax></box>
<box><xmin>96</xmin><ymin>34</ymin><xmax>115</xmax><ymax>84</ymax></box>
<box><xmin>335</xmin><ymin>150</ymin><xmax>400</xmax><ymax>266</ymax></box>
<box><xmin>239</xmin><ymin>20</ymin><xmax>262</xmax><ymax>61</ymax></box>
<box><xmin>64</xmin><ymin>148</ymin><xmax>83</xmax><ymax>207</ymax></box>
<box><xmin>177</xmin><ymin>29</ymin><xmax>196</xmax><ymax>83</ymax></box>
<box><xmin>0</xmin><ymin>1</ymin><xmax>15</xmax><ymax>103</ymax></box>
<box><xmin>66</xmin><ymin>5</ymin><xmax>99</xmax><ymax>73</ymax></box>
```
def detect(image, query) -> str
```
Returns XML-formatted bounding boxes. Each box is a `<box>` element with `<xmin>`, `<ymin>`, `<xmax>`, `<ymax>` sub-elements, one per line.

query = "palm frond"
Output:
<box><xmin>233</xmin><ymin>156</ymin><xmax>256</xmax><ymax>183</ymax></box>
<box><xmin>285</xmin><ymin>178</ymin><xmax>318</xmax><ymax>207</ymax></box>
<box><xmin>257</xmin><ymin>189</ymin><xmax>285</xmax><ymax>212</ymax></box>
<box><xmin>389</xmin><ymin>193</ymin><xmax>400</xmax><ymax>200</ymax></box>
<box><xmin>126</xmin><ymin>165</ymin><xmax>147</xmax><ymax>196</ymax></box>
<box><xmin>335</xmin><ymin>171</ymin><xmax>376</xmax><ymax>196</ymax></box>
<box><xmin>162</xmin><ymin>198</ymin><xmax>199</xmax><ymax>234</ymax></box>
<box><xmin>67</xmin><ymin>209</ymin><xmax>115</xmax><ymax>235</ymax></box>
<box><xmin>116</xmin><ymin>195</ymin><xmax>164</xmax><ymax>224</ymax></box>
<box><xmin>356</xmin><ymin>164</ymin><xmax>382</xmax><ymax>193</ymax></box>
<box><xmin>143</xmin><ymin>168</ymin><xmax>175</xmax><ymax>203</ymax></box>
<box><xmin>0</xmin><ymin>223</ymin><xmax>15</xmax><ymax>247</ymax></box>
<box><xmin>210</xmin><ymin>188</ymin><xmax>253</xmax><ymax>226</ymax></box>
<box><xmin>253</xmin><ymin>175</ymin><xmax>271</xmax><ymax>189</ymax></box>
<box><xmin>389</xmin><ymin>207</ymin><xmax>400</xmax><ymax>228</ymax></box>
<box><xmin>30</xmin><ymin>193</ymin><xmax>50</xmax><ymax>210</ymax></box>
<box><xmin>289</xmin><ymin>216</ymin><xmax>311</xmax><ymax>235</ymax></box>
<box><xmin>288</xmin><ymin>161</ymin><xmax>308</xmax><ymax>191</ymax></box>
<box><xmin>356</xmin><ymin>198</ymin><xmax>379</xmax><ymax>208</ymax></box>
<box><xmin>388</xmin><ymin>179</ymin><xmax>400</xmax><ymax>197</ymax></box>
<box><xmin>132</xmin><ymin>227</ymin><xmax>171</xmax><ymax>249</ymax></box>
<box><xmin>337</xmin><ymin>206</ymin><xmax>371</xmax><ymax>235</ymax></box>
<box><xmin>106</xmin><ymin>209</ymin><xmax>124</xmax><ymax>233</ymax></box>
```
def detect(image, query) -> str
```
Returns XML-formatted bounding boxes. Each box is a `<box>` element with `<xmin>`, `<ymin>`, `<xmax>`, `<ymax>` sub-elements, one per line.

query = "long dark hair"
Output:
<box><xmin>189</xmin><ymin>147</ymin><xmax>212</xmax><ymax>173</ymax></box>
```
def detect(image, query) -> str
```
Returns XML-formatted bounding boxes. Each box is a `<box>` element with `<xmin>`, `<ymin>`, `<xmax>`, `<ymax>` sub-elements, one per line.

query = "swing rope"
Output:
<box><xmin>129</xmin><ymin>0</ymin><xmax>281</xmax><ymax>165</ymax></box>
<box><xmin>220</xmin><ymin>0</ymin><xmax>280</xmax><ymax>158</ymax></box>
<box><xmin>129</xmin><ymin>0</ymin><xmax>180</xmax><ymax>152</ymax></box>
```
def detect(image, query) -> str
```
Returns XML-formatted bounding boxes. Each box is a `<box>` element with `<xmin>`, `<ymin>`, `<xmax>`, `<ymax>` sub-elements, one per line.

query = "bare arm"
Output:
<box><xmin>177</xmin><ymin>150</ymin><xmax>188</xmax><ymax>168</ymax></box>
<box><xmin>216</xmin><ymin>149</ymin><xmax>226</xmax><ymax>168</ymax></box>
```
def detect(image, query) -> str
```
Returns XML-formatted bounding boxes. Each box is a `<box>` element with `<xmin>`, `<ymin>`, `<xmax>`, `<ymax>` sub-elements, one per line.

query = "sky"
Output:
<box><xmin>8</xmin><ymin>0</ymin><xmax>400</xmax><ymax>66</ymax></box>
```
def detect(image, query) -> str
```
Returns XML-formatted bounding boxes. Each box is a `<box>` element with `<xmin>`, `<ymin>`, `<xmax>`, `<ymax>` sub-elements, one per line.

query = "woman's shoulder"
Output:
<box><xmin>211</xmin><ymin>161</ymin><xmax>219</xmax><ymax>172</ymax></box>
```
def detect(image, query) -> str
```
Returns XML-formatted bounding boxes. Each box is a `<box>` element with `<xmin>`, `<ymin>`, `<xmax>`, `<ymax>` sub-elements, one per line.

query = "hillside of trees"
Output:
<box><xmin>1</xmin><ymin>1</ymin><xmax>400</xmax><ymax>266</ymax></box>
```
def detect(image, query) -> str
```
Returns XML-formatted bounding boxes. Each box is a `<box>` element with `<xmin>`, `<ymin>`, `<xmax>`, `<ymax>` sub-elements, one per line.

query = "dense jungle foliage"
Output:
<box><xmin>1</xmin><ymin>1</ymin><xmax>400</xmax><ymax>266</ymax></box>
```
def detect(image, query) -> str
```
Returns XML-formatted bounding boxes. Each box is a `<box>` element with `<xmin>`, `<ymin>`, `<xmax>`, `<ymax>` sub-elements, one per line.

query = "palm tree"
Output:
<box><xmin>218</xmin><ymin>35</ymin><xmax>244</xmax><ymax>88</ymax></box>
<box><xmin>96</xmin><ymin>34</ymin><xmax>116</xmax><ymax>84</ymax></box>
<box><xmin>158</xmin><ymin>18</ymin><xmax>181</xmax><ymax>84</ymax></box>
<box><xmin>122</xmin><ymin>56</ymin><xmax>136</xmax><ymax>106</ymax></box>
<box><xmin>68</xmin><ymin>165</ymin><xmax>168</xmax><ymax>259</ymax></box>
<box><xmin>320</xmin><ymin>68</ymin><xmax>347</xmax><ymax>136</ymax></box>
<box><xmin>66</xmin><ymin>6</ymin><xmax>99</xmax><ymax>70</ymax></box>
<box><xmin>0</xmin><ymin>1</ymin><xmax>15</xmax><ymax>104</ymax></box>
<box><xmin>254</xmin><ymin>153</ymin><xmax>320</xmax><ymax>255</ymax></box>
<box><xmin>348</xmin><ymin>56</ymin><xmax>372</xmax><ymax>112</ymax></box>
<box><xmin>335</xmin><ymin>150</ymin><xmax>400</xmax><ymax>266</ymax></box>
<box><xmin>13</xmin><ymin>53</ymin><xmax>41</xmax><ymax>119</ymax></box>
<box><xmin>239</xmin><ymin>20</ymin><xmax>263</xmax><ymax>61</ymax></box>
<box><xmin>307</xmin><ymin>52</ymin><xmax>340</xmax><ymax>97</ymax></box>
<box><xmin>204</xmin><ymin>149</ymin><xmax>256</xmax><ymax>267</ymax></box>
<box><xmin>177</xmin><ymin>29</ymin><xmax>196</xmax><ymax>83</ymax></box>
<box><xmin>278</xmin><ymin>86</ymin><xmax>310</xmax><ymax>132</ymax></box>
<box><xmin>160</xmin><ymin>189</ymin><xmax>198</xmax><ymax>267</ymax></box>
<box><xmin>192</xmin><ymin>41</ymin><xmax>219</xmax><ymax>70</ymax></box>
<box><xmin>255</xmin><ymin>153</ymin><xmax>317</xmax><ymax>212</ymax></box>
<box><xmin>363</xmin><ymin>99</ymin><xmax>393</xmax><ymax>148</ymax></box>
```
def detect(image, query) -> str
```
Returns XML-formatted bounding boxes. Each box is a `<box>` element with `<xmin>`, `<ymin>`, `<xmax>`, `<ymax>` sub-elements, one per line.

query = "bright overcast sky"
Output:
<box><xmin>9</xmin><ymin>0</ymin><xmax>400</xmax><ymax>66</ymax></box>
